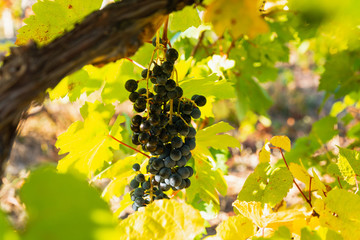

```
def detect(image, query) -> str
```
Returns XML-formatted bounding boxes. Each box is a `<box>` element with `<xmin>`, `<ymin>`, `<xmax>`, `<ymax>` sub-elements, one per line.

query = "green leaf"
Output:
<box><xmin>300</xmin><ymin>228</ymin><xmax>322</xmax><ymax>240</ymax></box>
<box><xmin>96</xmin><ymin>154</ymin><xmax>147</xmax><ymax>202</ymax></box>
<box><xmin>263</xmin><ymin>168</ymin><xmax>293</xmax><ymax>207</ymax></box>
<box><xmin>169</xmin><ymin>6</ymin><xmax>201</xmax><ymax>32</ymax></box>
<box><xmin>316</xmin><ymin>189</ymin><xmax>360</xmax><ymax>240</ymax></box>
<box><xmin>186</xmin><ymin>158</ymin><xmax>227</xmax><ymax>217</ymax></box>
<box><xmin>48</xmin><ymin>67</ymin><xmax>102</xmax><ymax>101</ymax></box>
<box><xmin>56</xmin><ymin>102</ymin><xmax>123</xmax><ymax>177</ymax></box>
<box><xmin>0</xmin><ymin>210</ymin><xmax>18</xmax><ymax>240</ymax></box>
<box><xmin>16</xmin><ymin>0</ymin><xmax>102</xmax><ymax>45</ymax></box>
<box><xmin>180</xmin><ymin>74</ymin><xmax>236</xmax><ymax>100</ymax></box>
<box><xmin>310</xmin><ymin>116</ymin><xmax>338</xmax><ymax>144</ymax></box>
<box><xmin>337</xmin><ymin>147</ymin><xmax>360</xmax><ymax>185</ymax></box>
<box><xmin>237</xmin><ymin>163</ymin><xmax>293</xmax><ymax>207</ymax></box>
<box><xmin>205</xmin><ymin>215</ymin><xmax>254</xmax><ymax>240</ymax></box>
<box><xmin>194</xmin><ymin>121</ymin><xmax>240</xmax><ymax>158</ymax></box>
<box><xmin>319</xmin><ymin>51</ymin><xmax>360</xmax><ymax>98</ymax></box>
<box><xmin>232</xmin><ymin>75</ymin><xmax>273</xmax><ymax>119</ymax></box>
<box><xmin>118</xmin><ymin>200</ymin><xmax>205</xmax><ymax>240</ymax></box>
<box><xmin>20</xmin><ymin>166</ymin><xmax>118</xmax><ymax>240</ymax></box>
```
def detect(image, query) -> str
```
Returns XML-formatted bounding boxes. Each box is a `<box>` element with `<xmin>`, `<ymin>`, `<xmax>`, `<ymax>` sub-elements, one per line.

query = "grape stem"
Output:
<box><xmin>277</xmin><ymin>147</ymin><xmax>313</xmax><ymax>208</ymax></box>
<box><xmin>171</xmin><ymin>190</ymin><xmax>180</xmax><ymax>198</ymax></box>
<box><xmin>124</xmin><ymin>57</ymin><xmax>146</xmax><ymax>69</ymax></box>
<box><xmin>108</xmin><ymin>134</ymin><xmax>150</xmax><ymax>158</ymax></box>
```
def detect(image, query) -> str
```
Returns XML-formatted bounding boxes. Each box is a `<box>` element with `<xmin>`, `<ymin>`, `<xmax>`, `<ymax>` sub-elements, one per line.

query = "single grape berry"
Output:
<box><xmin>175</xmin><ymin>86</ymin><xmax>183</xmax><ymax>98</ymax></box>
<box><xmin>166</xmin><ymin>48</ymin><xmax>179</xmax><ymax>63</ymax></box>
<box><xmin>177</xmin><ymin>167</ymin><xmax>190</xmax><ymax>179</ymax></box>
<box><xmin>132</xmin><ymin>163</ymin><xmax>140</xmax><ymax>171</ymax></box>
<box><xmin>180</xmin><ymin>145</ymin><xmax>190</xmax><ymax>156</ymax></box>
<box><xmin>169</xmin><ymin>173</ymin><xmax>182</xmax><ymax>187</ymax></box>
<box><xmin>194</xmin><ymin>95</ymin><xmax>207</xmax><ymax>107</ymax></box>
<box><xmin>133</xmin><ymin>188</ymin><xmax>144</xmax><ymax>196</ymax></box>
<box><xmin>159</xmin><ymin>167</ymin><xmax>172</xmax><ymax>179</ymax></box>
<box><xmin>171</xmin><ymin>137</ymin><xmax>183</xmax><ymax>149</ymax></box>
<box><xmin>132</xmin><ymin>134</ymin><xmax>140</xmax><ymax>145</ymax></box>
<box><xmin>165</xmin><ymin>79</ymin><xmax>176</xmax><ymax>91</ymax></box>
<box><xmin>184</xmin><ymin>178</ymin><xmax>191</xmax><ymax>188</ymax></box>
<box><xmin>135</xmin><ymin>197</ymin><xmax>145</xmax><ymax>206</ymax></box>
<box><xmin>182</xmin><ymin>103</ymin><xmax>193</xmax><ymax>115</ymax></box>
<box><xmin>167</xmin><ymin>90</ymin><xmax>178</xmax><ymax>99</ymax></box>
<box><xmin>186</xmin><ymin>166</ymin><xmax>194</xmax><ymax>177</ymax></box>
<box><xmin>130</xmin><ymin>179</ymin><xmax>139</xmax><ymax>189</ymax></box>
<box><xmin>170</xmin><ymin>149</ymin><xmax>182</xmax><ymax>161</ymax></box>
<box><xmin>135</xmin><ymin>97</ymin><xmax>147</xmax><ymax>109</ymax></box>
<box><xmin>135</xmin><ymin>174</ymin><xmax>145</xmax><ymax>183</ymax></box>
<box><xmin>125</xmin><ymin>79</ymin><xmax>138</xmax><ymax>92</ymax></box>
<box><xmin>137</xmin><ymin>88</ymin><xmax>147</xmax><ymax>95</ymax></box>
<box><xmin>156</xmin><ymin>74</ymin><xmax>168</xmax><ymax>85</ymax></box>
<box><xmin>161</xmin><ymin>61</ymin><xmax>173</xmax><ymax>75</ymax></box>
<box><xmin>142</xmin><ymin>181</ymin><xmax>151</xmax><ymax>190</ymax></box>
<box><xmin>152</xmin><ymin>64</ymin><xmax>163</xmax><ymax>76</ymax></box>
<box><xmin>139</xmin><ymin>120</ymin><xmax>151</xmax><ymax>132</ymax></box>
<box><xmin>141</xmin><ymin>69</ymin><xmax>152</xmax><ymax>79</ymax></box>
<box><xmin>152</xmin><ymin>158</ymin><xmax>165</xmax><ymax>170</ymax></box>
<box><xmin>187</xmin><ymin>127</ymin><xmax>196</xmax><ymax>138</ymax></box>
<box><xmin>131</xmin><ymin>115</ymin><xmax>142</xmax><ymax>126</ymax></box>
<box><xmin>129</xmin><ymin>92</ymin><xmax>139</xmax><ymax>102</ymax></box>
<box><xmin>191</xmin><ymin>107</ymin><xmax>201</xmax><ymax>119</ymax></box>
<box><xmin>176</xmin><ymin>157</ymin><xmax>187</xmax><ymax>167</ymax></box>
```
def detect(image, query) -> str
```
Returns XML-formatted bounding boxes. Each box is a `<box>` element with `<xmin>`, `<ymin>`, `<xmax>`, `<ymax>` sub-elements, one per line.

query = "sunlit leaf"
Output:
<box><xmin>118</xmin><ymin>200</ymin><xmax>205</xmax><ymax>240</ymax></box>
<box><xmin>204</xmin><ymin>0</ymin><xmax>268</xmax><ymax>38</ymax></box>
<box><xmin>237</xmin><ymin>163</ymin><xmax>293</xmax><ymax>207</ymax></box>
<box><xmin>169</xmin><ymin>6</ymin><xmax>201</xmax><ymax>32</ymax></box>
<box><xmin>337</xmin><ymin>147</ymin><xmax>360</xmax><ymax>185</ymax></box>
<box><xmin>16</xmin><ymin>0</ymin><xmax>102</xmax><ymax>45</ymax></box>
<box><xmin>270</xmin><ymin>136</ymin><xmax>291</xmax><ymax>152</ymax></box>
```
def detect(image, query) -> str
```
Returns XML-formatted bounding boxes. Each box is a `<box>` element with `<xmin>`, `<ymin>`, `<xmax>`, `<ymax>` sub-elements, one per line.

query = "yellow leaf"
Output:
<box><xmin>118</xmin><ymin>200</ymin><xmax>205</xmax><ymax>240</ymax></box>
<box><xmin>204</xmin><ymin>0</ymin><xmax>268</xmax><ymax>39</ymax></box>
<box><xmin>311</xmin><ymin>169</ymin><xmax>328</xmax><ymax>198</ymax></box>
<box><xmin>270</xmin><ymin>135</ymin><xmax>291</xmax><ymax>152</ymax></box>
<box><xmin>289</xmin><ymin>163</ymin><xmax>312</xmax><ymax>190</ymax></box>
<box><xmin>259</xmin><ymin>140</ymin><xmax>271</xmax><ymax>163</ymax></box>
<box><xmin>212</xmin><ymin>215</ymin><xmax>255</xmax><ymax>240</ymax></box>
<box><xmin>233</xmin><ymin>200</ymin><xmax>308</xmax><ymax>235</ymax></box>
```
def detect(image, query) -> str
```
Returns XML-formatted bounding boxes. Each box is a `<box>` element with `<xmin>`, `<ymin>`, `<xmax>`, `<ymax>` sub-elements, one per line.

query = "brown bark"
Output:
<box><xmin>0</xmin><ymin>0</ymin><xmax>196</xmax><ymax>181</ymax></box>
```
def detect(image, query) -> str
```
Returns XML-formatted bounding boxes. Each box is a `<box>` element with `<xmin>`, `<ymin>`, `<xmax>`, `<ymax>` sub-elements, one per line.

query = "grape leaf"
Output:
<box><xmin>16</xmin><ymin>0</ymin><xmax>102</xmax><ymax>45</ymax></box>
<box><xmin>270</xmin><ymin>136</ymin><xmax>291</xmax><ymax>152</ymax></box>
<box><xmin>48</xmin><ymin>67</ymin><xmax>102</xmax><ymax>101</ymax></box>
<box><xmin>194</xmin><ymin>121</ymin><xmax>240</xmax><ymax>158</ymax></box>
<box><xmin>310</xmin><ymin>116</ymin><xmax>338</xmax><ymax>144</ymax></box>
<box><xmin>205</xmin><ymin>215</ymin><xmax>254</xmax><ymax>240</ymax></box>
<box><xmin>56</xmin><ymin>101</ymin><xmax>123</xmax><ymax>177</ymax></box>
<box><xmin>337</xmin><ymin>147</ymin><xmax>360</xmax><ymax>185</ymax></box>
<box><xmin>169</xmin><ymin>6</ymin><xmax>201</xmax><ymax>32</ymax></box>
<box><xmin>237</xmin><ymin>163</ymin><xmax>293</xmax><ymax>207</ymax></box>
<box><xmin>204</xmin><ymin>0</ymin><xmax>268</xmax><ymax>39</ymax></box>
<box><xmin>259</xmin><ymin>140</ymin><xmax>271</xmax><ymax>163</ymax></box>
<box><xmin>186</xmin><ymin>158</ymin><xmax>227</xmax><ymax>217</ymax></box>
<box><xmin>233</xmin><ymin>201</ymin><xmax>308</xmax><ymax>233</ymax></box>
<box><xmin>20</xmin><ymin>166</ymin><xmax>118</xmax><ymax>240</ymax></box>
<box><xmin>118</xmin><ymin>199</ymin><xmax>205</xmax><ymax>240</ymax></box>
<box><xmin>232</xmin><ymin>75</ymin><xmax>273</xmax><ymax>120</ymax></box>
<box><xmin>289</xmin><ymin>163</ymin><xmax>312</xmax><ymax>189</ymax></box>
<box><xmin>180</xmin><ymin>74</ymin><xmax>236</xmax><ymax>100</ymax></box>
<box><xmin>95</xmin><ymin>154</ymin><xmax>147</xmax><ymax>201</ymax></box>
<box><xmin>315</xmin><ymin>189</ymin><xmax>360</xmax><ymax>240</ymax></box>
<box><xmin>262</xmin><ymin>168</ymin><xmax>293</xmax><ymax>206</ymax></box>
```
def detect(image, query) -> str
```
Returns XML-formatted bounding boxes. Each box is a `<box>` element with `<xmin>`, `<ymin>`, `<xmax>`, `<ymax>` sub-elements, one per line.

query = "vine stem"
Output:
<box><xmin>309</xmin><ymin>177</ymin><xmax>312</xmax><ymax>202</ymax></box>
<box><xmin>108</xmin><ymin>134</ymin><xmax>150</xmax><ymax>158</ymax></box>
<box><xmin>162</xmin><ymin>16</ymin><xmax>171</xmax><ymax>47</ymax></box>
<box><xmin>277</xmin><ymin>147</ymin><xmax>313</xmax><ymax>208</ymax></box>
<box><xmin>124</xmin><ymin>57</ymin><xmax>146</xmax><ymax>69</ymax></box>
<box><xmin>337</xmin><ymin>177</ymin><xmax>343</xmax><ymax>189</ymax></box>
<box><xmin>171</xmin><ymin>190</ymin><xmax>180</xmax><ymax>198</ymax></box>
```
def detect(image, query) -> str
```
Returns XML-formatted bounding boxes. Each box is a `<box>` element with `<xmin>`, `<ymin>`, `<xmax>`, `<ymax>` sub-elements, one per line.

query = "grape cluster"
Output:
<box><xmin>125</xmin><ymin>39</ymin><xmax>206</xmax><ymax>211</ymax></box>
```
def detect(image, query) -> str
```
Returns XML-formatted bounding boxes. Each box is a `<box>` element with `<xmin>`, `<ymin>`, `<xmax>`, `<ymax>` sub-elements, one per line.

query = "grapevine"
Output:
<box><xmin>124</xmin><ymin>33</ymin><xmax>207</xmax><ymax>211</ymax></box>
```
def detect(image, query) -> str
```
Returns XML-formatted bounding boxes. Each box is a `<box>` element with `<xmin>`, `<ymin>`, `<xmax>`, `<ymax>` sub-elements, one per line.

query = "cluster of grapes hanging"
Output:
<box><xmin>125</xmin><ymin>37</ymin><xmax>207</xmax><ymax>211</ymax></box>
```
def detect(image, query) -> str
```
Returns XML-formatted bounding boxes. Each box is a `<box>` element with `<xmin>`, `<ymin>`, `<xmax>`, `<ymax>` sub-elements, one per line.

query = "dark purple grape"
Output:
<box><xmin>141</xmin><ymin>69</ymin><xmax>152</xmax><ymax>79</ymax></box>
<box><xmin>166</xmin><ymin>48</ymin><xmax>179</xmax><ymax>63</ymax></box>
<box><xmin>125</xmin><ymin>79</ymin><xmax>138</xmax><ymax>92</ymax></box>
<box><xmin>161</xmin><ymin>61</ymin><xmax>173</xmax><ymax>75</ymax></box>
<box><xmin>165</xmin><ymin>79</ymin><xmax>176</xmax><ymax>91</ymax></box>
<box><xmin>170</xmin><ymin>149</ymin><xmax>182</xmax><ymax>161</ymax></box>
<box><xmin>169</xmin><ymin>173</ymin><xmax>182</xmax><ymax>187</ymax></box>
<box><xmin>132</xmin><ymin>163</ymin><xmax>140</xmax><ymax>171</ymax></box>
<box><xmin>194</xmin><ymin>95</ymin><xmax>207</xmax><ymax>107</ymax></box>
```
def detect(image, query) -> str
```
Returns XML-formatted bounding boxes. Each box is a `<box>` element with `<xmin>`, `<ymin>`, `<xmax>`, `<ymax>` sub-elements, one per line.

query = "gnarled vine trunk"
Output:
<box><xmin>0</xmin><ymin>0</ymin><xmax>196</xmax><ymax>183</ymax></box>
